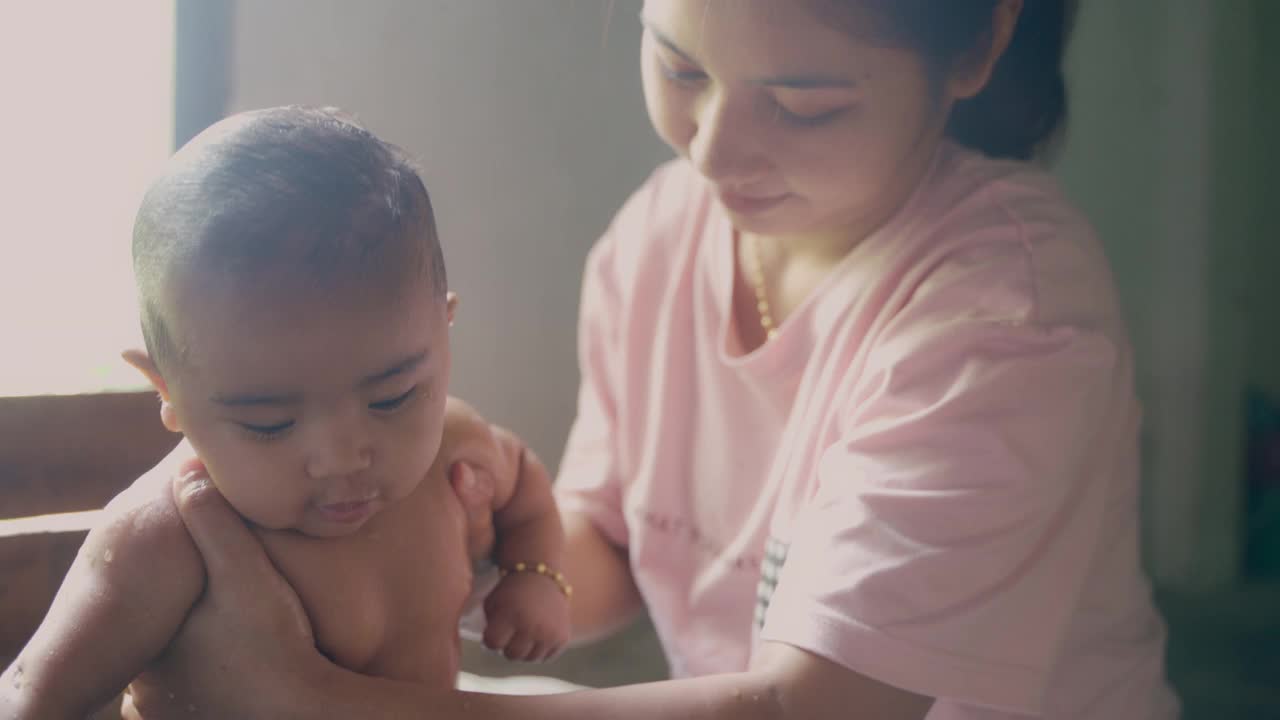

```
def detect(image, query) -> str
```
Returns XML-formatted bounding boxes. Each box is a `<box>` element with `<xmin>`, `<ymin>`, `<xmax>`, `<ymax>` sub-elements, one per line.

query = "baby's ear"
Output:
<box><xmin>121</xmin><ymin>349</ymin><xmax>182</xmax><ymax>433</ymax></box>
<box><xmin>446</xmin><ymin>291</ymin><xmax>459</xmax><ymax>326</ymax></box>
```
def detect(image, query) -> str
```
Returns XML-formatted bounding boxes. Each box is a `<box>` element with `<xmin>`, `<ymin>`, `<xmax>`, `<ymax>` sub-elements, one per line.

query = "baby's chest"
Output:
<box><xmin>258</xmin><ymin>497</ymin><xmax>471</xmax><ymax>683</ymax></box>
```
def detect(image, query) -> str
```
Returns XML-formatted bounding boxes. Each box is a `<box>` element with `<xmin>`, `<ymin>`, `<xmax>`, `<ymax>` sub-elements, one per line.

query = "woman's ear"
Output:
<box><xmin>122</xmin><ymin>349</ymin><xmax>182</xmax><ymax>433</ymax></box>
<box><xmin>446</xmin><ymin>291</ymin><xmax>459</xmax><ymax>327</ymax></box>
<box><xmin>948</xmin><ymin>0</ymin><xmax>1023</xmax><ymax>100</ymax></box>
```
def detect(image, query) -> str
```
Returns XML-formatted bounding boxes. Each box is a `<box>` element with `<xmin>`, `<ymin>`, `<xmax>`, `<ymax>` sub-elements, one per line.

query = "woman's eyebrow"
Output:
<box><xmin>639</xmin><ymin>15</ymin><xmax>698</xmax><ymax>64</ymax></box>
<box><xmin>757</xmin><ymin>74</ymin><xmax>857</xmax><ymax>90</ymax></box>
<box><xmin>640</xmin><ymin>14</ymin><xmax>856</xmax><ymax>91</ymax></box>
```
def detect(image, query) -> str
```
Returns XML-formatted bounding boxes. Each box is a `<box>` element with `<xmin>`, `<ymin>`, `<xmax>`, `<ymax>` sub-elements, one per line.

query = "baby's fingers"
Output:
<box><xmin>521</xmin><ymin>640</ymin><xmax>547</xmax><ymax>663</ymax></box>
<box><xmin>529</xmin><ymin>638</ymin><xmax>560</xmax><ymax>661</ymax></box>
<box><xmin>502</xmin><ymin>632</ymin><xmax>536</xmax><ymax>662</ymax></box>
<box><xmin>538</xmin><ymin>639</ymin><xmax>565</xmax><ymax>663</ymax></box>
<box><xmin>483</xmin><ymin>616</ymin><xmax>516</xmax><ymax>653</ymax></box>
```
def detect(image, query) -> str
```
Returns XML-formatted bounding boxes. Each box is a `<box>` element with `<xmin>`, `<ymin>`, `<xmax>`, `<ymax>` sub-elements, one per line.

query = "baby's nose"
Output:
<box><xmin>304</xmin><ymin>421</ymin><xmax>373</xmax><ymax>480</ymax></box>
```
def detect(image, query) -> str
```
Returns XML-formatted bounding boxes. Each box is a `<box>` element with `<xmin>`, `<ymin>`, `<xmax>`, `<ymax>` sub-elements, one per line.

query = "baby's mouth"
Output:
<box><xmin>315</xmin><ymin>495</ymin><xmax>378</xmax><ymax>523</ymax></box>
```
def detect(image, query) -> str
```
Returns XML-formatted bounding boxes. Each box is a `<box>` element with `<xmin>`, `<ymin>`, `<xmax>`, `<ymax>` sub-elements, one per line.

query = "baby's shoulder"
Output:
<box><xmin>101</xmin><ymin>458</ymin><xmax>185</xmax><ymax>535</ymax></box>
<box><xmin>84</xmin><ymin>455</ymin><xmax>203</xmax><ymax>592</ymax></box>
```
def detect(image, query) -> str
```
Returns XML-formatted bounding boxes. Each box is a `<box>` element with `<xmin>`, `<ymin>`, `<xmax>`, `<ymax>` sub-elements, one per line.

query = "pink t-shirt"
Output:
<box><xmin>555</xmin><ymin>143</ymin><xmax>1179</xmax><ymax>719</ymax></box>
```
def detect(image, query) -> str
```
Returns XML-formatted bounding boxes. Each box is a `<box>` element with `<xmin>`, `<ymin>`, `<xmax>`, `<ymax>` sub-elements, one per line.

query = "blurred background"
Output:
<box><xmin>0</xmin><ymin>1</ymin><xmax>1275</xmax><ymax>717</ymax></box>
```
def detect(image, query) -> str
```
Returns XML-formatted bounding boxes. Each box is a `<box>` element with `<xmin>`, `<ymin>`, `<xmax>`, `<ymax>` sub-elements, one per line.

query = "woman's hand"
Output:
<box><xmin>117</xmin><ymin>399</ymin><xmax>511</xmax><ymax>718</ymax></box>
<box><xmin>121</xmin><ymin>468</ymin><xmax>326</xmax><ymax>719</ymax></box>
<box><xmin>441</xmin><ymin>396</ymin><xmax>506</xmax><ymax>565</ymax></box>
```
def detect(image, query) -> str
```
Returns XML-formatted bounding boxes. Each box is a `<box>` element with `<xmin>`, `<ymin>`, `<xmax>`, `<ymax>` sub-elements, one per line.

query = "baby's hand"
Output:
<box><xmin>482</xmin><ymin>568</ymin><xmax>571</xmax><ymax>662</ymax></box>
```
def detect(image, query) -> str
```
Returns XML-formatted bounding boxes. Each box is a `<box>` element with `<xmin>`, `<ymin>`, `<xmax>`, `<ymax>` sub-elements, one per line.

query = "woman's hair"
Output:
<box><xmin>814</xmin><ymin>0</ymin><xmax>1076</xmax><ymax>160</ymax></box>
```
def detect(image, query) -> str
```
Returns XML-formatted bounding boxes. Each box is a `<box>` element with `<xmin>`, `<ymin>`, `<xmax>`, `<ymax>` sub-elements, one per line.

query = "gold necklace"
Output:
<box><xmin>741</xmin><ymin>233</ymin><xmax>780</xmax><ymax>341</ymax></box>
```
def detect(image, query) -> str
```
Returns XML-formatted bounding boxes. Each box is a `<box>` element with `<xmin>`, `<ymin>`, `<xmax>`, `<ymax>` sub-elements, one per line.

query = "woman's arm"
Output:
<box><xmin>127</xmin><ymin>470</ymin><xmax>933</xmax><ymax>720</ymax></box>
<box><xmin>558</xmin><ymin>509</ymin><xmax>644</xmax><ymax>645</ymax></box>
<box><xmin>302</xmin><ymin>640</ymin><xmax>931</xmax><ymax>720</ymax></box>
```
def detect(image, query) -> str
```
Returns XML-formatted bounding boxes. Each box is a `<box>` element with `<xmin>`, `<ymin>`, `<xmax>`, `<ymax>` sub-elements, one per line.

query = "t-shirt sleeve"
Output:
<box><xmin>758</xmin><ymin>247</ymin><xmax>1124</xmax><ymax>714</ymax></box>
<box><xmin>555</xmin><ymin>160</ymin><xmax>700</xmax><ymax>550</ymax></box>
<box><xmin>553</xmin><ymin>219</ymin><xmax>630</xmax><ymax>547</ymax></box>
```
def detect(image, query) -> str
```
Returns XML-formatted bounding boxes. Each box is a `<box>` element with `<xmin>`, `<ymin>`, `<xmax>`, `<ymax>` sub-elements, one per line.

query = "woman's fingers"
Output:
<box><xmin>169</xmin><ymin>470</ymin><xmax>312</xmax><ymax>639</ymax></box>
<box><xmin>450</xmin><ymin>460</ymin><xmax>497</xmax><ymax>565</ymax></box>
<box><xmin>121</xmin><ymin>471</ymin><xmax>322</xmax><ymax>718</ymax></box>
<box><xmin>170</xmin><ymin>471</ymin><xmax>254</xmax><ymax>577</ymax></box>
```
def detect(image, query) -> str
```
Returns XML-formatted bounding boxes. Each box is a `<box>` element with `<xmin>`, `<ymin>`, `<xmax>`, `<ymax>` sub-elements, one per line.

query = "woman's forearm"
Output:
<box><xmin>559</xmin><ymin>510</ymin><xmax>645</xmax><ymax>645</ymax></box>
<box><xmin>454</xmin><ymin>672</ymin><xmax>786</xmax><ymax>720</ymax></box>
<box><xmin>299</xmin><ymin>663</ymin><xmax>786</xmax><ymax>720</ymax></box>
<box><xmin>298</xmin><ymin>642</ymin><xmax>932</xmax><ymax>720</ymax></box>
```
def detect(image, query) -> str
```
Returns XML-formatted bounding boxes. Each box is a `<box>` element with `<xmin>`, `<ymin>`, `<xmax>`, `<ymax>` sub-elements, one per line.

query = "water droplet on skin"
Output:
<box><xmin>103</xmin><ymin>549</ymin><xmax>114</xmax><ymax>563</ymax></box>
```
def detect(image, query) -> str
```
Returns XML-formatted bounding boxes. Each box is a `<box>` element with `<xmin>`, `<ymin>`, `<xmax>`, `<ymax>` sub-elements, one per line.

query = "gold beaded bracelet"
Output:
<box><xmin>499</xmin><ymin>562</ymin><xmax>573</xmax><ymax>598</ymax></box>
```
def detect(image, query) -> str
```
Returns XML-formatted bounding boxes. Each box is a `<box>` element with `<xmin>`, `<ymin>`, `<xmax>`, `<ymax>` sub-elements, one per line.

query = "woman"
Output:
<box><xmin>126</xmin><ymin>1</ymin><xmax>1178</xmax><ymax>717</ymax></box>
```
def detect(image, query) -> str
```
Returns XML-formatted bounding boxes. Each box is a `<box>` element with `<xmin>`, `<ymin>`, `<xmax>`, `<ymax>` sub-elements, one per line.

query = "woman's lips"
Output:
<box><xmin>717</xmin><ymin>189</ymin><xmax>790</xmax><ymax>215</ymax></box>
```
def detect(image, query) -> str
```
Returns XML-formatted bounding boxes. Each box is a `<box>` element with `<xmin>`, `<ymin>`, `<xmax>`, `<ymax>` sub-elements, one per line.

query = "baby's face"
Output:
<box><xmin>160</xmin><ymin>272</ymin><xmax>451</xmax><ymax>538</ymax></box>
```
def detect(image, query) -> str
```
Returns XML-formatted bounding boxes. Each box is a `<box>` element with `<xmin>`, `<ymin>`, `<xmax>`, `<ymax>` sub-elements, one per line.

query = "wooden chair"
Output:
<box><xmin>0</xmin><ymin>392</ymin><xmax>177</xmax><ymax>684</ymax></box>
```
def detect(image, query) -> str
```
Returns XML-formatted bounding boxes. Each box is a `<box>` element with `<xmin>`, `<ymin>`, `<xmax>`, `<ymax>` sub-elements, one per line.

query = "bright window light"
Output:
<box><xmin>0</xmin><ymin>3</ymin><xmax>175</xmax><ymax>396</ymax></box>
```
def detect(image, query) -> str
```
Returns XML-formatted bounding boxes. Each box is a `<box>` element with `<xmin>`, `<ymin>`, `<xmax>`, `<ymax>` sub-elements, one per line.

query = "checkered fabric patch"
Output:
<box><xmin>754</xmin><ymin>536</ymin><xmax>789</xmax><ymax>629</ymax></box>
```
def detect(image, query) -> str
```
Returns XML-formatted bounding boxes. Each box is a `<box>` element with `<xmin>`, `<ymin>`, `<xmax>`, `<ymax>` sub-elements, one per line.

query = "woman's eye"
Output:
<box><xmin>659</xmin><ymin>59</ymin><xmax>706</xmax><ymax>86</ymax></box>
<box><xmin>775</xmin><ymin>104</ymin><xmax>849</xmax><ymax>128</ymax></box>
<box><xmin>238</xmin><ymin>420</ymin><xmax>294</xmax><ymax>440</ymax></box>
<box><xmin>370</xmin><ymin>386</ymin><xmax>418</xmax><ymax>413</ymax></box>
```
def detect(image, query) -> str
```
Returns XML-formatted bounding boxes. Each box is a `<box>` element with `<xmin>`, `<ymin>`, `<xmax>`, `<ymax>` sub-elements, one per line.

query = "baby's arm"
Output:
<box><xmin>481</xmin><ymin>428</ymin><xmax>570</xmax><ymax>661</ymax></box>
<box><xmin>0</xmin><ymin>473</ymin><xmax>204</xmax><ymax>719</ymax></box>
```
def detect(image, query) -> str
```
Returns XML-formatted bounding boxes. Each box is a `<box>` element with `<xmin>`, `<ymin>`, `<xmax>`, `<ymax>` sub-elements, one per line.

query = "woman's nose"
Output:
<box><xmin>687</xmin><ymin>90</ymin><xmax>767</xmax><ymax>186</ymax></box>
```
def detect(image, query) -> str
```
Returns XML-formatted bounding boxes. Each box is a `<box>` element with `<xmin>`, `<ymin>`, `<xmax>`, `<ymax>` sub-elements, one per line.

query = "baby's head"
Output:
<box><xmin>126</xmin><ymin>106</ymin><xmax>455</xmax><ymax>537</ymax></box>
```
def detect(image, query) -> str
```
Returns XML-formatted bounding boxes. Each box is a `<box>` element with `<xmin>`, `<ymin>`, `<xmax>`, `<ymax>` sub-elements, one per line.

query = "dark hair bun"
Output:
<box><xmin>817</xmin><ymin>0</ymin><xmax>1075</xmax><ymax>160</ymax></box>
<box><xmin>946</xmin><ymin>0</ymin><xmax>1073</xmax><ymax>160</ymax></box>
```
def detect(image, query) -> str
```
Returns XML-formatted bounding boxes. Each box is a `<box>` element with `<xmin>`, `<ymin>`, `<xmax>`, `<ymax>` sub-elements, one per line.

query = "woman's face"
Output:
<box><xmin>639</xmin><ymin>0</ymin><xmax>956</xmax><ymax>240</ymax></box>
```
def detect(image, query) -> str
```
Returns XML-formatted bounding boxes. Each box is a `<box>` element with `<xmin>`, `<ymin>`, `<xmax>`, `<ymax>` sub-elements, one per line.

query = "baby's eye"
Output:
<box><xmin>370</xmin><ymin>386</ymin><xmax>418</xmax><ymax>413</ymax></box>
<box><xmin>238</xmin><ymin>420</ymin><xmax>294</xmax><ymax>440</ymax></box>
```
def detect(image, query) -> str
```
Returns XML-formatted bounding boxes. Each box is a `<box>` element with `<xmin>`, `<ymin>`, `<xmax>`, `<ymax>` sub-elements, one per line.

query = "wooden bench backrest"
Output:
<box><xmin>0</xmin><ymin>391</ymin><xmax>178</xmax><ymax>666</ymax></box>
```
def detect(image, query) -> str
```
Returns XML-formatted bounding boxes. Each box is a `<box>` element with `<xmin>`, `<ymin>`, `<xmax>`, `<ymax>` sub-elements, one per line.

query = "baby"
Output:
<box><xmin>0</xmin><ymin>106</ymin><xmax>569</xmax><ymax>719</ymax></box>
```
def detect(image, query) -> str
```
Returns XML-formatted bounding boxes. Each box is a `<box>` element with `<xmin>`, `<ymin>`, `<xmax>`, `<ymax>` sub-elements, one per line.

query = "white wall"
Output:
<box><xmin>229</xmin><ymin>0</ymin><xmax>670</xmax><ymax>465</ymax></box>
<box><xmin>1056</xmin><ymin>0</ymin><xmax>1262</xmax><ymax>588</ymax></box>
